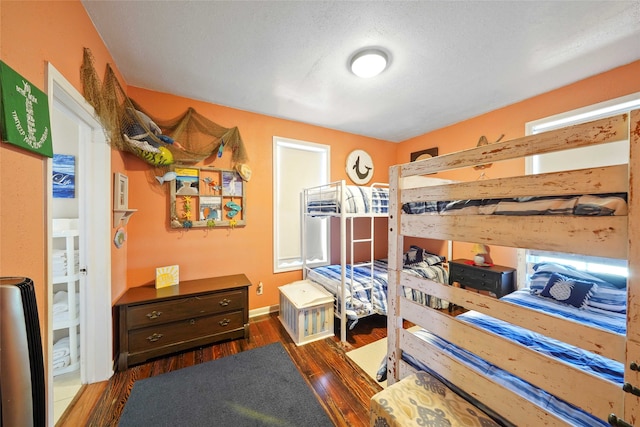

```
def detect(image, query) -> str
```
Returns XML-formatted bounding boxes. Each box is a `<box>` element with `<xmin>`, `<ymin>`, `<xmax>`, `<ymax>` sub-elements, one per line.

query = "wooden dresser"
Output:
<box><xmin>115</xmin><ymin>274</ymin><xmax>251</xmax><ymax>370</ymax></box>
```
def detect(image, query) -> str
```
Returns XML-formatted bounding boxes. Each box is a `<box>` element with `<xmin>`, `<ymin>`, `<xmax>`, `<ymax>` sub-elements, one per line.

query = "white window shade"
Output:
<box><xmin>273</xmin><ymin>137</ymin><xmax>329</xmax><ymax>273</ymax></box>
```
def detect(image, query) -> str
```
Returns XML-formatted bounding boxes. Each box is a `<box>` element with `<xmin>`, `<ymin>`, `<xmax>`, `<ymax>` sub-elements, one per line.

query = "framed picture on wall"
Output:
<box><xmin>169</xmin><ymin>164</ymin><xmax>246</xmax><ymax>229</ymax></box>
<box><xmin>199</xmin><ymin>196</ymin><xmax>222</xmax><ymax>221</ymax></box>
<box><xmin>0</xmin><ymin>61</ymin><xmax>53</xmax><ymax>157</ymax></box>
<box><xmin>222</xmin><ymin>171</ymin><xmax>243</xmax><ymax>196</ymax></box>
<box><xmin>410</xmin><ymin>147</ymin><xmax>438</xmax><ymax>162</ymax></box>
<box><xmin>175</xmin><ymin>167</ymin><xmax>200</xmax><ymax>195</ymax></box>
<box><xmin>52</xmin><ymin>154</ymin><xmax>76</xmax><ymax>199</ymax></box>
<box><xmin>114</xmin><ymin>172</ymin><xmax>128</xmax><ymax>210</ymax></box>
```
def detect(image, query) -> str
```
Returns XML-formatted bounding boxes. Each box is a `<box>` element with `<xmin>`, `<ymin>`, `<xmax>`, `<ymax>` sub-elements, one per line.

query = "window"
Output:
<box><xmin>273</xmin><ymin>137</ymin><xmax>330</xmax><ymax>273</ymax></box>
<box><xmin>521</xmin><ymin>93</ymin><xmax>640</xmax><ymax>281</ymax></box>
<box><xmin>526</xmin><ymin>250</ymin><xmax>628</xmax><ymax>278</ymax></box>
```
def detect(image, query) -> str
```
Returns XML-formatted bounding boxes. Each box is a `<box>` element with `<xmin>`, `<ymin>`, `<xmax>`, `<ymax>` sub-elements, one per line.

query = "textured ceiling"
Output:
<box><xmin>81</xmin><ymin>1</ymin><xmax>640</xmax><ymax>142</ymax></box>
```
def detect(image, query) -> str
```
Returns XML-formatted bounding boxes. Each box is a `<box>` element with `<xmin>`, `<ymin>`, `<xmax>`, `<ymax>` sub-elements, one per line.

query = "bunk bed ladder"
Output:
<box><xmin>348</xmin><ymin>215</ymin><xmax>375</xmax><ymax>301</ymax></box>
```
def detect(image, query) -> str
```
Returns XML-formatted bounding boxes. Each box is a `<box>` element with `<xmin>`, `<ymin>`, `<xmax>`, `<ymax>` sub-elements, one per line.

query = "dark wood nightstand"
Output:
<box><xmin>449</xmin><ymin>259</ymin><xmax>516</xmax><ymax>298</ymax></box>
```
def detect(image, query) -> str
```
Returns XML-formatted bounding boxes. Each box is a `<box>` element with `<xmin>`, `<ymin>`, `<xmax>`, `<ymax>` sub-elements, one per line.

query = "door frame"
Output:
<box><xmin>46</xmin><ymin>63</ymin><xmax>113</xmax><ymax>424</ymax></box>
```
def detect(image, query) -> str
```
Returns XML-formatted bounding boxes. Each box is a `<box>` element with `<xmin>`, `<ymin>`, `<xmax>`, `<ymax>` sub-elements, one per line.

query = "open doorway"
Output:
<box><xmin>46</xmin><ymin>64</ymin><xmax>113</xmax><ymax>424</ymax></box>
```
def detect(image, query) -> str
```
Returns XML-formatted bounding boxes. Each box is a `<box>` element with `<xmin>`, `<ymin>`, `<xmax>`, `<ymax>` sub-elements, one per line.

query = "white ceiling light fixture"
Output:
<box><xmin>350</xmin><ymin>48</ymin><xmax>389</xmax><ymax>78</ymax></box>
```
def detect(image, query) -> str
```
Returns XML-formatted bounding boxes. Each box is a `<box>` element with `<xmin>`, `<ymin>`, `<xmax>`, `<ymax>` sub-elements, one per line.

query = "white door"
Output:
<box><xmin>47</xmin><ymin>64</ymin><xmax>112</xmax><ymax>425</ymax></box>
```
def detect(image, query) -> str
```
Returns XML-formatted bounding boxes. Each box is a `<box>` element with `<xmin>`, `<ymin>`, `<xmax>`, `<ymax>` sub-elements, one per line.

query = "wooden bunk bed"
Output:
<box><xmin>382</xmin><ymin>109</ymin><xmax>640</xmax><ymax>426</ymax></box>
<box><xmin>301</xmin><ymin>180</ymin><xmax>449</xmax><ymax>342</ymax></box>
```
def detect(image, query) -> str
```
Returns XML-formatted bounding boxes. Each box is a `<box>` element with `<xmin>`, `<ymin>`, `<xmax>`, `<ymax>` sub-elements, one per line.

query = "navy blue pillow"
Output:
<box><xmin>587</xmin><ymin>271</ymin><xmax>627</xmax><ymax>289</ymax></box>
<box><xmin>403</xmin><ymin>245</ymin><xmax>445</xmax><ymax>266</ymax></box>
<box><xmin>540</xmin><ymin>273</ymin><xmax>597</xmax><ymax>309</ymax></box>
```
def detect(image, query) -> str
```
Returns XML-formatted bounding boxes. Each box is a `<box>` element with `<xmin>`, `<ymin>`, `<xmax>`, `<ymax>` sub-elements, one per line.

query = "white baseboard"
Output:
<box><xmin>249</xmin><ymin>304</ymin><xmax>279</xmax><ymax>318</ymax></box>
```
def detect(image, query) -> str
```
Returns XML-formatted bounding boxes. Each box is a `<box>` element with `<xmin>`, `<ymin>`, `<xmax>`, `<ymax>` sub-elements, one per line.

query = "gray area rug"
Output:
<box><xmin>118</xmin><ymin>342</ymin><xmax>332</xmax><ymax>427</ymax></box>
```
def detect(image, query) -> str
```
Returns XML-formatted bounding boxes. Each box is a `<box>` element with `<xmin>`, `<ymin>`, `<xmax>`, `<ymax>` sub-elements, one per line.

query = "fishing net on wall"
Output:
<box><xmin>80</xmin><ymin>48</ymin><xmax>249</xmax><ymax>168</ymax></box>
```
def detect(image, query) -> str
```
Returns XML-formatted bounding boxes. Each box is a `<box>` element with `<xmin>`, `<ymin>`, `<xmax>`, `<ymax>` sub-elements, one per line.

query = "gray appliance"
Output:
<box><xmin>1</xmin><ymin>277</ymin><xmax>46</xmax><ymax>427</ymax></box>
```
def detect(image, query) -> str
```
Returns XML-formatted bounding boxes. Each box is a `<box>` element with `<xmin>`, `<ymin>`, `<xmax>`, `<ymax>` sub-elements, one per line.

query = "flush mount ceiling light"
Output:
<box><xmin>349</xmin><ymin>48</ymin><xmax>388</xmax><ymax>78</ymax></box>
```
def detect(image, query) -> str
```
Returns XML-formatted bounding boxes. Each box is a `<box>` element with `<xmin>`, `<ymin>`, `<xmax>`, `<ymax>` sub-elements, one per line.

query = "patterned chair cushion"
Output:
<box><xmin>370</xmin><ymin>371</ymin><xmax>500</xmax><ymax>427</ymax></box>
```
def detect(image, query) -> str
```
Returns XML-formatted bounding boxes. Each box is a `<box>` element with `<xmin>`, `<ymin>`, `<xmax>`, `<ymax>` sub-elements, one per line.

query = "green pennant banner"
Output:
<box><xmin>0</xmin><ymin>61</ymin><xmax>53</xmax><ymax>157</ymax></box>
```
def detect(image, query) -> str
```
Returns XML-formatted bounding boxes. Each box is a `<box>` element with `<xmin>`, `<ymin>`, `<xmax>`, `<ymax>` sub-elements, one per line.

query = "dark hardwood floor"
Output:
<box><xmin>57</xmin><ymin>312</ymin><xmax>390</xmax><ymax>427</ymax></box>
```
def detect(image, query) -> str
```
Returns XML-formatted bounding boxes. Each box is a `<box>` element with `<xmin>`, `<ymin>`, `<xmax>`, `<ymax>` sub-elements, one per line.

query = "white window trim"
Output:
<box><xmin>525</xmin><ymin>92</ymin><xmax>640</xmax><ymax>176</ymax></box>
<box><xmin>517</xmin><ymin>93</ymin><xmax>640</xmax><ymax>285</ymax></box>
<box><xmin>273</xmin><ymin>136</ymin><xmax>330</xmax><ymax>273</ymax></box>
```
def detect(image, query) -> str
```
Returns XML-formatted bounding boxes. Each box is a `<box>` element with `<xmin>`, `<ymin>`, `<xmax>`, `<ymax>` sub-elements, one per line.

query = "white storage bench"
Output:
<box><xmin>278</xmin><ymin>280</ymin><xmax>334</xmax><ymax>345</ymax></box>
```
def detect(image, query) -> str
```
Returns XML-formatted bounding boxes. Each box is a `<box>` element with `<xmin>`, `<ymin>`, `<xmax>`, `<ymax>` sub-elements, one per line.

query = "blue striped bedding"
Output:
<box><xmin>402</xmin><ymin>193</ymin><xmax>627</xmax><ymax>216</ymax></box>
<box><xmin>405</xmin><ymin>290</ymin><xmax>625</xmax><ymax>426</ymax></box>
<box><xmin>306</xmin><ymin>259</ymin><xmax>448</xmax><ymax>322</ymax></box>
<box><xmin>306</xmin><ymin>185</ymin><xmax>389</xmax><ymax>214</ymax></box>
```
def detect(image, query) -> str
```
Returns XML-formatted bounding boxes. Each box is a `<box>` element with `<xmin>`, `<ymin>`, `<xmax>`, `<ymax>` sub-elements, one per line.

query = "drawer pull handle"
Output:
<box><xmin>623</xmin><ymin>382</ymin><xmax>640</xmax><ymax>397</ymax></box>
<box><xmin>219</xmin><ymin>298</ymin><xmax>231</xmax><ymax>307</ymax></box>
<box><xmin>609</xmin><ymin>414</ymin><xmax>633</xmax><ymax>427</ymax></box>
<box><xmin>146</xmin><ymin>311</ymin><xmax>162</xmax><ymax>320</ymax></box>
<box><xmin>190</xmin><ymin>319</ymin><xmax>196</xmax><ymax>325</ymax></box>
<box><xmin>219</xmin><ymin>318</ymin><xmax>231</xmax><ymax>327</ymax></box>
<box><xmin>146</xmin><ymin>333</ymin><xmax>164</xmax><ymax>342</ymax></box>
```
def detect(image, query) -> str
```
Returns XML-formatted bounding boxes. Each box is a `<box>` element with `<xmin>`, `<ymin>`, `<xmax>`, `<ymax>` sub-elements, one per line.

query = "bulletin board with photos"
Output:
<box><xmin>170</xmin><ymin>164</ymin><xmax>246</xmax><ymax>229</ymax></box>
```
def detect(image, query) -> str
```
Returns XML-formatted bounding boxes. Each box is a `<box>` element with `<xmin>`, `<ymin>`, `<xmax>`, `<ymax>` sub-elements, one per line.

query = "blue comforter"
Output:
<box><xmin>307</xmin><ymin>259</ymin><xmax>448</xmax><ymax>321</ymax></box>
<box><xmin>405</xmin><ymin>290</ymin><xmax>625</xmax><ymax>427</ymax></box>
<box><xmin>403</xmin><ymin>193</ymin><xmax>627</xmax><ymax>216</ymax></box>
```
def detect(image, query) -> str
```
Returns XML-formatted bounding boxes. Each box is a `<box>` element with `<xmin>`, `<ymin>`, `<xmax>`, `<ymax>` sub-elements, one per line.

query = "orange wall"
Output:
<box><xmin>2</xmin><ymin>0</ymin><xmax>640</xmax><ymax>333</ymax></box>
<box><xmin>122</xmin><ymin>87</ymin><xmax>395</xmax><ymax>309</ymax></box>
<box><xmin>0</xmin><ymin>0</ymin><xmax>126</xmax><ymax>353</ymax></box>
<box><xmin>397</xmin><ymin>60</ymin><xmax>640</xmax><ymax>268</ymax></box>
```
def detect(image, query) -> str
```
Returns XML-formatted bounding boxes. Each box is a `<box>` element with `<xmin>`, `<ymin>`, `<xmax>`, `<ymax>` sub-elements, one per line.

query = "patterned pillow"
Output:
<box><xmin>528</xmin><ymin>263</ymin><xmax>626</xmax><ymax>313</ymax></box>
<box><xmin>540</xmin><ymin>273</ymin><xmax>597</xmax><ymax>309</ymax></box>
<box><xmin>403</xmin><ymin>245</ymin><xmax>445</xmax><ymax>266</ymax></box>
<box><xmin>586</xmin><ymin>281</ymin><xmax>627</xmax><ymax>313</ymax></box>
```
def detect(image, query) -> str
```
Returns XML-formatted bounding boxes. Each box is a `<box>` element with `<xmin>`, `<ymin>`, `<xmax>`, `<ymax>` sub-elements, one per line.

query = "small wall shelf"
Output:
<box><xmin>113</xmin><ymin>172</ymin><xmax>136</xmax><ymax>226</ymax></box>
<box><xmin>113</xmin><ymin>209</ymin><xmax>137</xmax><ymax>226</ymax></box>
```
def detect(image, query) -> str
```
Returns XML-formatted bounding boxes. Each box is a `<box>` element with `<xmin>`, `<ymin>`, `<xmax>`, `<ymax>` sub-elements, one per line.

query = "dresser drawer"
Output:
<box><xmin>126</xmin><ymin>289</ymin><xmax>246</xmax><ymax>329</ymax></box>
<box><xmin>450</xmin><ymin>268</ymin><xmax>500</xmax><ymax>290</ymax></box>
<box><xmin>448</xmin><ymin>260</ymin><xmax>515</xmax><ymax>298</ymax></box>
<box><xmin>128</xmin><ymin>310</ymin><xmax>245</xmax><ymax>353</ymax></box>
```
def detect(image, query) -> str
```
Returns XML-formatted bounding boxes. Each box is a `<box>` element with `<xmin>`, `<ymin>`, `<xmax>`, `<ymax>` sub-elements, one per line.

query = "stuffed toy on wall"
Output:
<box><xmin>122</xmin><ymin>108</ymin><xmax>175</xmax><ymax>166</ymax></box>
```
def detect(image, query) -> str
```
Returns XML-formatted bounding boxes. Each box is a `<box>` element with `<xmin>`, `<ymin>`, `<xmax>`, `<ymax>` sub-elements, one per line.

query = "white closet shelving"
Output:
<box><xmin>52</xmin><ymin>219</ymin><xmax>80</xmax><ymax>376</ymax></box>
